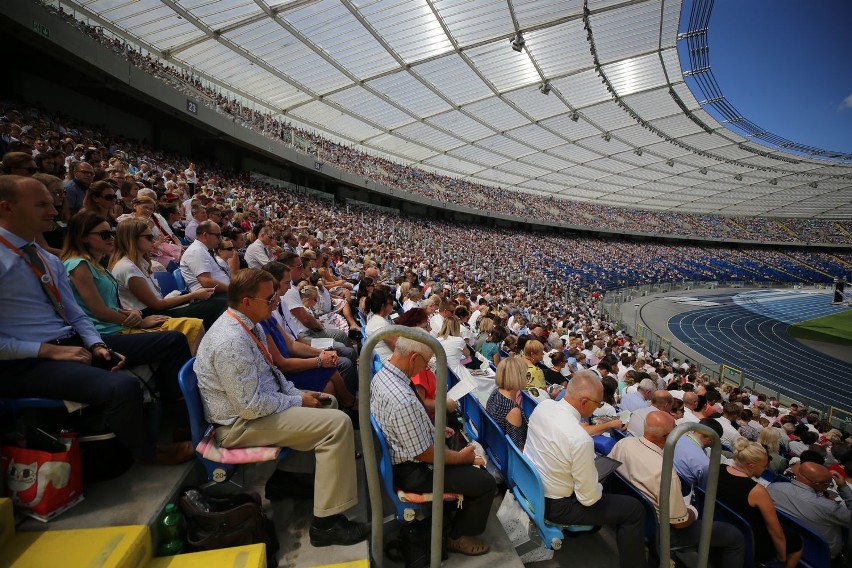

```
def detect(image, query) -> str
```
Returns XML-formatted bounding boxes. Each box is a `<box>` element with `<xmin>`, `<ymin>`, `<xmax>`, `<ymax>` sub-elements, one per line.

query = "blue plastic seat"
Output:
<box><xmin>477</xmin><ymin>399</ymin><xmax>511</xmax><ymax>486</ymax></box>
<box><xmin>694</xmin><ymin>486</ymin><xmax>756</xmax><ymax>568</ymax></box>
<box><xmin>370</xmin><ymin>415</ymin><xmax>457</xmax><ymax>523</ymax></box>
<box><xmin>520</xmin><ymin>390</ymin><xmax>538</xmax><ymax>418</ymax></box>
<box><xmin>152</xmin><ymin>271</ymin><xmax>179</xmax><ymax>296</ymax></box>
<box><xmin>178</xmin><ymin>358</ymin><xmax>290</xmax><ymax>484</ymax></box>
<box><xmin>173</xmin><ymin>269</ymin><xmax>188</xmax><ymax>293</ymax></box>
<box><xmin>776</xmin><ymin>509</ymin><xmax>832</xmax><ymax>568</ymax></box>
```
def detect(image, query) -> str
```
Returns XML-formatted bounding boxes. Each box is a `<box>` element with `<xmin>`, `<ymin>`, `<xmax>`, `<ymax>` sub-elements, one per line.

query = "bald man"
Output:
<box><xmin>610</xmin><ymin>411</ymin><xmax>744</xmax><ymax>565</ymax></box>
<box><xmin>525</xmin><ymin>370</ymin><xmax>647</xmax><ymax>568</ymax></box>
<box><xmin>769</xmin><ymin>462</ymin><xmax>852</xmax><ymax>562</ymax></box>
<box><xmin>678</xmin><ymin>391</ymin><xmax>701</xmax><ymax>424</ymax></box>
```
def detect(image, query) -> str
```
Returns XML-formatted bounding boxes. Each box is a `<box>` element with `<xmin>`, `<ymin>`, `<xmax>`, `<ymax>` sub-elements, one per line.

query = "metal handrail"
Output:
<box><xmin>658</xmin><ymin>422</ymin><xmax>721</xmax><ymax>568</ymax></box>
<box><xmin>358</xmin><ymin>326</ymin><xmax>449</xmax><ymax>568</ymax></box>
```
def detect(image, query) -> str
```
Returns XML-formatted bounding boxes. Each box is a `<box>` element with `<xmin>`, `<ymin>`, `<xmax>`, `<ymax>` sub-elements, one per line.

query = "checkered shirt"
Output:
<box><xmin>371</xmin><ymin>361</ymin><xmax>434</xmax><ymax>465</ymax></box>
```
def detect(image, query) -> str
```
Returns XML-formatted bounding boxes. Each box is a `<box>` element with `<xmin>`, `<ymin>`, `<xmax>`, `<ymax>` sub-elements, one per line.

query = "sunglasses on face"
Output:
<box><xmin>89</xmin><ymin>229</ymin><xmax>116</xmax><ymax>240</ymax></box>
<box><xmin>220</xmin><ymin>246</ymin><xmax>235</xmax><ymax>251</ymax></box>
<box><xmin>100</xmin><ymin>194</ymin><xmax>117</xmax><ymax>201</ymax></box>
<box><xmin>139</xmin><ymin>234</ymin><xmax>155</xmax><ymax>242</ymax></box>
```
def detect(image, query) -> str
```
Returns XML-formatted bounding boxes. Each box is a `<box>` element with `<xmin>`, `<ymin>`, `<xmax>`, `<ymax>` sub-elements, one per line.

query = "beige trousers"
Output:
<box><xmin>217</xmin><ymin>405</ymin><xmax>356</xmax><ymax>517</ymax></box>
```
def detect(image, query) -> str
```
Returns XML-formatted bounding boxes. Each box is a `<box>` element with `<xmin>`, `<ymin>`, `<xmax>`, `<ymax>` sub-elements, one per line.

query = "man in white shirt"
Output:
<box><xmin>678</xmin><ymin>392</ymin><xmax>701</xmax><ymax>425</ymax></box>
<box><xmin>245</xmin><ymin>226</ymin><xmax>275</xmax><ymax>269</ymax></box>
<box><xmin>525</xmin><ymin>371</ymin><xmax>647</xmax><ymax>568</ymax></box>
<box><xmin>180</xmin><ymin>221</ymin><xmax>230</xmax><ymax>293</ymax></box>
<box><xmin>429</xmin><ymin>300</ymin><xmax>454</xmax><ymax>338</ymax></box>
<box><xmin>184</xmin><ymin>202</ymin><xmax>208</xmax><ymax>242</ymax></box>
<box><xmin>715</xmin><ymin>402</ymin><xmax>742</xmax><ymax>449</ymax></box>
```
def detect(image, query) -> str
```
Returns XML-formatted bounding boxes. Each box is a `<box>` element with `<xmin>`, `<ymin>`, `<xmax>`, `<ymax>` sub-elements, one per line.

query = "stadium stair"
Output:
<box><xmin>0</xmin><ymin>497</ymin><xmax>266</xmax><ymax>568</ymax></box>
<box><xmin>725</xmin><ymin>217</ymin><xmax>751</xmax><ymax>239</ymax></box>
<box><xmin>835</xmin><ymin>222</ymin><xmax>852</xmax><ymax>239</ymax></box>
<box><xmin>831</xmin><ymin>253</ymin><xmax>852</xmax><ymax>270</ymax></box>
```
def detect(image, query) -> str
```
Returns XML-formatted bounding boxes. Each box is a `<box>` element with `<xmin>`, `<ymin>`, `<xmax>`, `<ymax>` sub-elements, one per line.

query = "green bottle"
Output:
<box><xmin>157</xmin><ymin>503</ymin><xmax>185</xmax><ymax>556</ymax></box>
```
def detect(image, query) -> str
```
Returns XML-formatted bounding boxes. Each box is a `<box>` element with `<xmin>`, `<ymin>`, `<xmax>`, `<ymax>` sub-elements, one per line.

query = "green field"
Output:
<box><xmin>788</xmin><ymin>309</ymin><xmax>852</xmax><ymax>346</ymax></box>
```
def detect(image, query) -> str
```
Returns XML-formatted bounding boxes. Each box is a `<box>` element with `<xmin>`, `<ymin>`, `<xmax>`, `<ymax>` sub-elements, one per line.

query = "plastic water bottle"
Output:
<box><xmin>157</xmin><ymin>503</ymin><xmax>185</xmax><ymax>556</ymax></box>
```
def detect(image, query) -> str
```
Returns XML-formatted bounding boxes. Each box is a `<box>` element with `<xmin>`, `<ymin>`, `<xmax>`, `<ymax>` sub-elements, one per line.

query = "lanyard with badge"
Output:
<box><xmin>0</xmin><ymin>235</ymin><xmax>72</xmax><ymax>326</ymax></box>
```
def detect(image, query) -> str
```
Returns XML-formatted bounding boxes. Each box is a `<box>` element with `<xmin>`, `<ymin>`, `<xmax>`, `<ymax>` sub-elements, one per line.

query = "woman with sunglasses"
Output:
<box><xmin>81</xmin><ymin>180</ymin><xmax>119</xmax><ymax>227</ymax></box>
<box><xmin>62</xmin><ymin>213</ymin><xmax>204</xmax><ymax>351</ymax></box>
<box><xmin>110</xmin><ymin>219</ymin><xmax>225</xmax><ymax>332</ymax></box>
<box><xmin>119</xmin><ymin>195</ymin><xmax>182</xmax><ymax>268</ymax></box>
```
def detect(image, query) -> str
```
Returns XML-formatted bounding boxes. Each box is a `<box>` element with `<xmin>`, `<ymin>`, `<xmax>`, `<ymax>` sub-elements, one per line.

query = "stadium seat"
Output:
<box><xmin>593</xmin><ymin>435</ymin><xmax>617</xmax><ymax>456</ymax></box>
<box><xmin>173</xmin><ymin>269</ymin><xmax>188</xmax><ymax>293</ymax></box>
<box><xmin>520</xmin><ymin>390</ymin><xmax>538</xmax><ymax>418</ymax></box>
<box><xmin>152</xmin><ymin>271</ymin><xmax>179</xmax><ymax>296</ymax></box>
<box><xmin>694</xmin><ymin>487</ymin><xmax>756</xmax><ymax>568</ymax></box>
<box><xmin>177</xmin><ymin>358</ymin><xmax>290</xmax><ymax>485</ymax></box>
<box><xmin>369</xmin><ymin>415</ymin><xmax>459</xmax><ymax>523</ymax></box>
<box><xmin>776</xmin><ymin>509</ymin><xmax>832</xmax><ymax>568</ymax></box>
<box><xmin>476</xmin><ymin>399</ymin><xmax>511</xmax><ymax>486</ymax></box>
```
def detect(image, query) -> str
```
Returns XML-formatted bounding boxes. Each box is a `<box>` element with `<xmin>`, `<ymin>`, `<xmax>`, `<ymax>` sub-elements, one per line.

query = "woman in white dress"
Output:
<box><xmin>437</xmin><ymin>317</ymin><xmax>493</xmax><ymax>403</ymax></box>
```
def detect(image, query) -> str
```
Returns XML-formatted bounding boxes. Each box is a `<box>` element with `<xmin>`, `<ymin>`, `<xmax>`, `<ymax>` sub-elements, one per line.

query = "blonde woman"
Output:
<box><xmin>485</xmin><ymin>357</ymin><xmax>528</xmax><ymax>449</ymax></box>
<box><xmin>110</xmin><ymin>219</ymin><xmax>225</xmax><ymax>333</ymax></box>
<box><xmin>717</xmin><ymin>437</ymin><xmax>803</xmax><ymax>568</ymax></box>
<box><xmin>758</xmin><ymin>427</ymin><xmax>788</xmax><ymax>475</ymax></box>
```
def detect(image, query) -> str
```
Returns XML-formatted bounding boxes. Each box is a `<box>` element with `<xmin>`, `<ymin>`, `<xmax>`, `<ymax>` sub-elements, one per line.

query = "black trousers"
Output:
<box><xmin>393</xmin><ymin>461</ymin><xmax>496</xmax><ymax>538</ymax></box>
<box><xmin>1</xmin><ymin>331</ymin><xmax>191</xmax><ymax>460</ymax></box>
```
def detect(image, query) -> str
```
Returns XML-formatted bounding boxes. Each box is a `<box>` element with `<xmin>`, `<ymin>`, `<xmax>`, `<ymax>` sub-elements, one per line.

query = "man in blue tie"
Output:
<box><xmin>0</xmin><ymin>175</ymin><xmax>193</xmax><ymax>466</ymax></box>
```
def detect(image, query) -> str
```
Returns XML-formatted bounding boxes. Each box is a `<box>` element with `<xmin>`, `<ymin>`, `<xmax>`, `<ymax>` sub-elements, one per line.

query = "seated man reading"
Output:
<box><xmin>194</xmin><ymin>268</ymin><xmax>368</xmax><ymax>548</ymax></box>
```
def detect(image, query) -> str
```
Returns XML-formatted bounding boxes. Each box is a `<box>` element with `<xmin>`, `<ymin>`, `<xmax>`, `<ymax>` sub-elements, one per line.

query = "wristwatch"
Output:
<box><xmin>89</xmin><ymin>342</ymin><xmax>108</xmax><ymax>353</ymax></box>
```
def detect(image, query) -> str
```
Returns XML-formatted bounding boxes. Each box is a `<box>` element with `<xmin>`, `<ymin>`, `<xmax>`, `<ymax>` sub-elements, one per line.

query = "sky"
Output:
<box><xmin>681</xmin><ymin>0</ymin><xmax>852</xmax><ymax>156</ymax></box>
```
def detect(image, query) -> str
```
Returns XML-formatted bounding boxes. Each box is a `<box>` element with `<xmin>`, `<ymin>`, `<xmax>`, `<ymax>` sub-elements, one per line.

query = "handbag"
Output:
<box><xmin>179</xmin><ymin>488</ymin><xmax>279</xmax><ymax>567</ymax></box>
<box><xmin>1</xmin><ymin>432</ymin><xmax>84</xmax><ymax>522</ymax></box>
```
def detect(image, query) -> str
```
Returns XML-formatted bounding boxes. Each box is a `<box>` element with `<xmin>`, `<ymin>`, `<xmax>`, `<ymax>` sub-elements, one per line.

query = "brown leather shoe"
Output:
<box><xmin>140</xmin><ymin>441</ymin><xmax>195</xmax><ymax>466</ymax></box>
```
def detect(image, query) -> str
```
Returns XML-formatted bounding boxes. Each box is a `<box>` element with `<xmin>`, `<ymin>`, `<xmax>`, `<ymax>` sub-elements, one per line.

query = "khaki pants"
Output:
<box><xmin>217</xmin><ymin>406</ymin><xmax>356</xmax><ymax>517</ymax></box>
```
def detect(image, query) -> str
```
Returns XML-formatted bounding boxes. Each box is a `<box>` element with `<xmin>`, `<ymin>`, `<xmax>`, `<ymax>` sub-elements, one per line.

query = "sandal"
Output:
<box><xmin>446</xmin><ymin>535</ymin><xmax>490</xmax><ymax>556</ymax></box>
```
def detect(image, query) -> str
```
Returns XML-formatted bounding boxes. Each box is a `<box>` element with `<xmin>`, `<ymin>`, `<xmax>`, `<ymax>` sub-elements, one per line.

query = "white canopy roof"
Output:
<box><xmin>63</xmin><ymin>0</ymin><xmax>852</xmax><ymax>218</ymax></box>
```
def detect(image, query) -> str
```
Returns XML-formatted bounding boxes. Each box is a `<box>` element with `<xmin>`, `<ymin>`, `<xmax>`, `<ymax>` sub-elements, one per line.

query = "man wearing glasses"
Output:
<box><xmin>194</xmin><ymin>269</ymin><xmax>368</xmax><ymax>550</ymax></box>
<box><xmin>64</xmin><ymin>161</ymin><xmax>94</xmax><ymax>215</ymax></box>
<box><xmin>180</xmin><ymin>221</ymin><xmax>230</xmax><ymax>294</ymax></box>
<box><xmin>525</xmin><ymin>370</ymin><xmax>648</xmax><ymax>568</ymax></box>
<box><xmin>769</xmin><ymin>462</ymin><xmax>852</xmax><ymax>564</ymax></box>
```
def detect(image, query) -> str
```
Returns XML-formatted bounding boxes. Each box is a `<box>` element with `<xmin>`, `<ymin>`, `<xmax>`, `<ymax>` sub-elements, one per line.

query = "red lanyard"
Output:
<box><xmin>0</xmin><ymin>234</ymin><xmax>61</xmax><ymax>302</ymax></box>
<box><xmin>226</xmin><ymin>309</ymin><xmax>273</xmax><ymax>365</ymax></box>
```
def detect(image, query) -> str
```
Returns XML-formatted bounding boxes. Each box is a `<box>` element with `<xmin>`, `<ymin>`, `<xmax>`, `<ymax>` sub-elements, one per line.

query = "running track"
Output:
<box><xmin>667</xmin><ymin>291</ymin><xmax>852</xmax><ymax>412</ymax></box>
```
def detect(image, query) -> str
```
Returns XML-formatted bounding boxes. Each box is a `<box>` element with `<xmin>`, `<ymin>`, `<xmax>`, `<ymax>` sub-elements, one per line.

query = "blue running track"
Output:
<box><xmin>668</xmin><ymin>290</ymin><xmax>852</xmax><ymax>411</ymax></box>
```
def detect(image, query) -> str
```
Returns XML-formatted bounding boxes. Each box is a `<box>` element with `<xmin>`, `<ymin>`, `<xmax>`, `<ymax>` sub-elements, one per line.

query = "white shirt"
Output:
<box><xmin>365</xmin><ymin>314</ymin><xmax>393</xmax><ymax>362</ymax></box>
<box><xmin>180</xmin><ymin>239</ymin><xmax>230</xmax><ymax>292</ymax></box>
<box><xmin>715</xmin><ymin>416</ymin><xmax>740</xmax><ymax>449</ymax></box>
<box><xmin>627</xmin><ymin>405</ymin><xmax>657</xmax><ymax>438</ymax></box>
<box><xmin>244</xmin><ymin>239</ymin><xmax>271</xmax><ymax>269</ymax></box>
<box><xmin>283</xmin><ymin>286</ymin><xmax>308</xmax><ymax>337</ymax></box>
<box><xmin>677</xmin><ymin>407</ymin><xmax>700</xmax><ymax>425</ymax></box>
<box><xmin>429</xmin><ymin>313</ymin><xmax>445</xmax><ymax>338</ymax></box>
<box><xmin>111</xmin><ymin>257</ymin><xmax>159</xmax><ymax>311</ymax></box>
<box><xmin>525</xmin><ymin>399</ymin><xmax>602</xmax><ymax>505</ymax></box>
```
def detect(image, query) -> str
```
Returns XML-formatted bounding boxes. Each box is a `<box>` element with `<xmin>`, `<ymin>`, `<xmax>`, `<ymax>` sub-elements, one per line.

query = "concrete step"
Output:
<box><xmin>148</xmin><ymin>544</ymin><xmax>266</xmax><ymax>568</ymax></box>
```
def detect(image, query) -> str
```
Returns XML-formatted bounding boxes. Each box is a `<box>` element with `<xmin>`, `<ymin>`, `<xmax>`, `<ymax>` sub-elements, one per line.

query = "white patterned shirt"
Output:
<box><xmin>194</xmin><ymin>309</ymin><xmax>302</xmax><ymax>426</ymax></box>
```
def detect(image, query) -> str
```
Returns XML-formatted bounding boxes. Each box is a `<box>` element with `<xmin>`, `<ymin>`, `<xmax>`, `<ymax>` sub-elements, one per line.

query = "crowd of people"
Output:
<box><xmin>2</xmin><ymin>63</ymin><xmax>852</xmax><ymax>565</ymax></box>
<box><xmin>36</xmin><ymin>1</ymin><xmax>852</xmax><ymax>246</ymax></box>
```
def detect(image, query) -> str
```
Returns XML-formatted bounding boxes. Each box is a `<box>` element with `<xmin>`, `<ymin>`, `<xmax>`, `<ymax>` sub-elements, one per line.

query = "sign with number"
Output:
<box><xmin>32</xmin><ymin>20</ymin><xmax>50</xmax><ymax>38</ymax></box>
<box><xmin>314</xmin><ymin>161</ymin><xmax>323</xmax><ymax>171</ymax></box>
<box><xmin>186</xmin><ymin>99</ymin><xmax>198</xmax><ymax>115</ymax></box>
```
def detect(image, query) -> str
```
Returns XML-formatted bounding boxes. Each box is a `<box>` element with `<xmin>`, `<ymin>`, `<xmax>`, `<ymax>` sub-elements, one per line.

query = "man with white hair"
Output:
<box><xmin>371</xmin><ymin>335</ymin><xmax>495</xmax><ymax>560</ymax></box>
<box><xmin>627</xmin><ymin>390</ymin><xmax>673</xmax><ymax>438</ymax></box>
<box><xmin>525</xmin><ymin>370</ymin><xmax>647</xmax><ymax>568</ymax></box>
<box><xmin>620</xmin><ymin>378</ymin><xmax>655</xmax><ymax>412</ymax></box>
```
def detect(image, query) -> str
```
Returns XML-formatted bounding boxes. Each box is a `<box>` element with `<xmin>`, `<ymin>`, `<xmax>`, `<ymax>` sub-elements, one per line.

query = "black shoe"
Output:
<box><xmin>309</xmin><ymin>515</ymin><xmax>370</xmax><ymax>547</ymax></box>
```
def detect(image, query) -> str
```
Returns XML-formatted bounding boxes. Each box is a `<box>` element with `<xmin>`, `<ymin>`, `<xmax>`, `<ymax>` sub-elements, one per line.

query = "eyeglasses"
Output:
<box><xmin>138</xmin><ymin>234</ymin><xmax>155</xmax><ymax>242</ymax></box>
<box><xmin>100</xmin><ymin>194</ymin><xmax>117</xmax><ymax>201</ymax></box>
<box><xmin>799</xmin><ymin>473</ymin><xmax>831</xmax><ymax>487</ymax></box>
<box><xmin>584</xmin><ymin>397</ymin><xmax>606</xmax><ymax>408</ymax></box>
<box><xmin>247</xmin><ymin>294</ymin><xmax>280</xmax><ymax>307</ymax></box>
<box><xmin>89</xmin><ymin>229</ymin><xmax>116</xmax><ymax>240</ymax></box>
<box><xmin>220</xmin><ymin>246</ymin><xmax>235</xmax><ymax>251</ymax></box>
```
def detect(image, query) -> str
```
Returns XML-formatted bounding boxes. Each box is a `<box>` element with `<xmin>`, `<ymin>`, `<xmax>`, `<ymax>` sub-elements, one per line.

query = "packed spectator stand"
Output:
<box><xmin>36</xmin><ymin>1</ymin><xmax>852</xmax><ymax>246</ymax></box>
<box><xmin>2</xmin><ymin>5</ymin><xmax>852</xmax><ymax>565</ymax></box>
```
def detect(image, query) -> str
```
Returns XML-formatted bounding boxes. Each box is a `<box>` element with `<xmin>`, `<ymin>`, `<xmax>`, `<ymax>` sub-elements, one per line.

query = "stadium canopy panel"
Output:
<box><xmin>58</xmin><ymin>0</ymin><xmax>852</xmax><ymax>218</ymax></box>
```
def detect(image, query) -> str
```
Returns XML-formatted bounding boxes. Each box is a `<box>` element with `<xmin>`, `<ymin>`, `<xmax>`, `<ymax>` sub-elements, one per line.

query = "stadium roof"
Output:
<box><xmin>62</xmin><ymin>0</ymin><xmax>852</xmax><ymax>218</ymax></box>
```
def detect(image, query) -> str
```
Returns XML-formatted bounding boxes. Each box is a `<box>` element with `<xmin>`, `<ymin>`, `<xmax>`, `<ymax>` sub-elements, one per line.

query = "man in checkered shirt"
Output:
<box><xmin>371</xmin><ymin>335</ymin><xmax>496</xmax><ymax>557</ymax></box>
